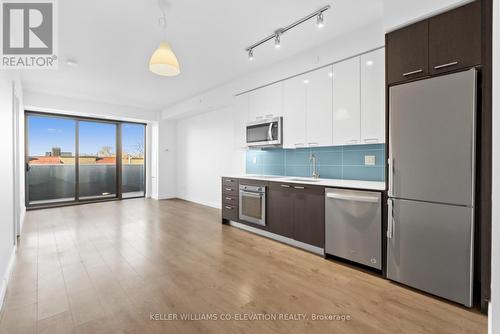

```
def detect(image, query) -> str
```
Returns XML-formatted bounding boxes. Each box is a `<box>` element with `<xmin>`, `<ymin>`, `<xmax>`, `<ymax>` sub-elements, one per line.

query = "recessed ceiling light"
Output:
<box><xmin>66</xmin><ymin>59</ymin><xmax>78</xmax><ymax>66</ymax></box>
<box><xmin>328</xmin><ymin>72</ymin><xmax>333</xmax><ymax>78</ymax></box>
<box><xmin>303</xmin><ymin>79</ymin><xmax>310</xmax><ymax>84</ymax></box>
<box><xmin>366</xmin><ymin>60</ymin><xmax>374</xmax><ymax>66</ymax></box>
<box><xmin>248</xmin><ymin>49</ymin><xmax>254</xmax><ymax>61</ymax></box>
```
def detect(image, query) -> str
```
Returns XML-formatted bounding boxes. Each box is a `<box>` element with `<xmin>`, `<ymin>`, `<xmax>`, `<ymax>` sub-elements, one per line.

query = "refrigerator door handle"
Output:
<box><xmin>387</xmin><ymin>199</ymin><xmax>394</xmax><ymax>239</ymax></box>
<box><xmin>388</xmin><ymin>158</ymin><xmax>394</xmax><ymax>196</ymax></box>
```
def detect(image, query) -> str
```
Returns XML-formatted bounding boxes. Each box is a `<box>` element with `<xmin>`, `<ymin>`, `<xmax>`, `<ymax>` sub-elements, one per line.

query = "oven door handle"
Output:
<box><xmin>240</xmin><ymin>191</ymin><xmax>263</xmax><ymax>198</ymax></box>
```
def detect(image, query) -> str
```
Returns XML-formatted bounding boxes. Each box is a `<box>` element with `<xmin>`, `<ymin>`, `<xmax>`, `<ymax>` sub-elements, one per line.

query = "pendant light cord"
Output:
<box><xmin>157</xmin><ymin>0</ymin><xmax>168</xmax><ymax>39</ymax></box>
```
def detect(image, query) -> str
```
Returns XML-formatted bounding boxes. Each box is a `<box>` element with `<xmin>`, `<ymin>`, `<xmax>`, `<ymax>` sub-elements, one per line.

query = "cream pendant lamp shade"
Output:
<box><xmin>149</xmin><ymin>41</ymin><xmax>180</xmax><ymax>76</ymax></box>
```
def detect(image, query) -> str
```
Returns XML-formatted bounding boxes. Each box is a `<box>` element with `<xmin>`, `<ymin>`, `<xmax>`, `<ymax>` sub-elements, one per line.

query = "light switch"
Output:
<box><xmin>364</xmin><ymin>155</ymin><xmax>376</xmax><ymax>166</ymax></box>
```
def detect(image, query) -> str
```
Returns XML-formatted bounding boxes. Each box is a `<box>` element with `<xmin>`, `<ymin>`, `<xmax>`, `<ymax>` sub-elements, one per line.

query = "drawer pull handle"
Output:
<box><xmin>225</xmin><ymin>206</ymin><xmax>232</xmax><ymax>210</ymax></box>
<box><xmin>434</xmin><ymin>61</ymin><xmax>458</xmax><ymax>69</ymax></box>
<box><xmin>403</xmin><ymin>69</ymin><xmax>423</xmax><ymax>77</ymax></box>
<box><xmin>225</xmin><ymin>188</ymin><xmax>232</xmax><ymax>191</ymax></box>
<box><xmin>225</xmin><ymin>197</ymin><xmax>232</xmax><ymax>200</ymax></box>
<box><xmin>280</xmin><ymin>184</ymin><xmax>290</xmax><ymax>188</ymax></box>
<box><xmin>225</xmin><ymin>179</ymin><xmax>235</xmax><ymax>182</ymax></box>
<box><xmin>363</xmin><ymin>138</ymin><xmax>379</xmax><ymax>143</ymax></box>
<box><xmin>294</xmin><ymin>186</ymin><xmax>305</xmax><ymax>190</ymax></box>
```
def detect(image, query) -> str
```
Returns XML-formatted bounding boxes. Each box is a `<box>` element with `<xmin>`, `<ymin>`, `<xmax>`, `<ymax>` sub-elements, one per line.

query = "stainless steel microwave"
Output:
<box><xmin>245</xmin><ymin>117</ymin><xmax>282</xmax><ymax>147</ymax></box>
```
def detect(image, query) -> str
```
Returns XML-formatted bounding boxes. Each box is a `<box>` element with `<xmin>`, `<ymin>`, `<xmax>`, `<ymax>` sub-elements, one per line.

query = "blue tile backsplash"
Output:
<box><xmin>246</xmin><ymin>144</ymin><xmax>385</xmax><ymax>181</ymax></box>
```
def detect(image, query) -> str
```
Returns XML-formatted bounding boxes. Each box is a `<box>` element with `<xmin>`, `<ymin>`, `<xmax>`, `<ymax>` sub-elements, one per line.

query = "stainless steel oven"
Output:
<box><xmin>239</xmin><ymin>184</ymin><xmax>266</xmax><ymax>226</ymax></box>
<box><xmin>245</xmin><ymin>117</ymin><xmax>282</xmax><ymax>147</ymax></box>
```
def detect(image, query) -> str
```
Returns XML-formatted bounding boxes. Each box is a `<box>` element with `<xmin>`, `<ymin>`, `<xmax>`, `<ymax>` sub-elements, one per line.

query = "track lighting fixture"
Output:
<box><xmin>244</xmin><ymin>5</ymin><xmax>330</xmax><ymax>60</ymax></box>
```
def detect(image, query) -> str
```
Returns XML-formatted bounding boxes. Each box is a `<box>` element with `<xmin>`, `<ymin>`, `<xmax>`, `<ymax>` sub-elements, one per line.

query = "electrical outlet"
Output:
<box><xmin>252</xmin><ymin>157</ymin><xmax>257</xmax><ymax>164</ymax></box>
<box><xmin>364</xmin><ymin>155</ymin><xmax>376</xmax><ymax>166</ymax></box>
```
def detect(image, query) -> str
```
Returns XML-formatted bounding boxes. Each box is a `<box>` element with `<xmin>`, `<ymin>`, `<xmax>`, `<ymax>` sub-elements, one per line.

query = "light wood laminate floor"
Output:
<box><xmin>0</xmin><ymin>199</ymin><xmax>486</xmax><ymax>333</ymax></box>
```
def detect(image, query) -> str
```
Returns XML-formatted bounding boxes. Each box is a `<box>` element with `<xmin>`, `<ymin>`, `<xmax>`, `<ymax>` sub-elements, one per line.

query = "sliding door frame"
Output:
<box><xmin>25</xmin><ymin>110</ymin><xmax>147</xmax><ymax>209</ymax></box>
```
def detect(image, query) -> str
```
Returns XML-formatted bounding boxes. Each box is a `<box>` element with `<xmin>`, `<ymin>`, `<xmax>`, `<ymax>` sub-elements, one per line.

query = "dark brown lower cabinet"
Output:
<box><xmin>267</xmin><ymin>184</ymin><xmax>294</xmax><ymax>238</ymax></box>
<box><xmin>268</xmin><ymin>183</ymin><xmax>325</xmax><ymax>248</ymax></box>
<box><xmin>292</xmin><ymin>185</ymin><xmax>325</xmax><ymax>248</ymax></box>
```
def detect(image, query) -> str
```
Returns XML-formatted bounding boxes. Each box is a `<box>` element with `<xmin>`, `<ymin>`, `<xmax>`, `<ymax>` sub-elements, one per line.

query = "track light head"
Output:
<box><xmin>317</xmin><ymin>12</ymin><xmax>324</xmax><ymax>28</ymax></box>
<box><xmin>248</xmin><ymin>49</ymin><xmax>254</xmax><ymax>61</ymax></box>
<box><xmin>274</xmin><ymin>32</ymin><xmax>281</xmax><ymax>49</ymax></box>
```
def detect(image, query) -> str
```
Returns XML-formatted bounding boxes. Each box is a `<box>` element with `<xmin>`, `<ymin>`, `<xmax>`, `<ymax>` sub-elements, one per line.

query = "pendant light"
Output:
<box><xmin>149</xmin><ymin>2</ymin><xmax>180</xmax><ymax>76</ymax></box>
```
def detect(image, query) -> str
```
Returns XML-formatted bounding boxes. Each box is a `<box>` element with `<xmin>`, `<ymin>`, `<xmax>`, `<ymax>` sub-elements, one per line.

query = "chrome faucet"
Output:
<box><xmin>310</xmin><ymin>153</ymin><xmax>320</xmax><ymax>179</ymax></box>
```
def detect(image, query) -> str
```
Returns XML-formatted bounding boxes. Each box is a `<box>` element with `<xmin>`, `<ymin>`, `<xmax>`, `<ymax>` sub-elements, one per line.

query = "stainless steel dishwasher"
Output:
<box><xmin>325</xmin><ymin>188</ymin><xmax>382</xmax><ymax>270</ymax></box>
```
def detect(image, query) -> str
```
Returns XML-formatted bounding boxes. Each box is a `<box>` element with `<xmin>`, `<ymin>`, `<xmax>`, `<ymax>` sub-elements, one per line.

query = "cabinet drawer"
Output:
<box><xmin>222</xmin><ymin>186</ymin><xmax>238</xmax><ymax>196</ymax></box>
<box><xmin>222</xmin><ymin>177</ymin><xmax>238</xmax><ymax>186</ymax></box>
<box><xmin>222</xmin><ymin>204</ymin><xmax>239</xmax><ymax>221</ymax></box>
<box><xmin>223</xmin><ymin>195</ymin><xmax>238</xmax><ymax>206</ymax></box>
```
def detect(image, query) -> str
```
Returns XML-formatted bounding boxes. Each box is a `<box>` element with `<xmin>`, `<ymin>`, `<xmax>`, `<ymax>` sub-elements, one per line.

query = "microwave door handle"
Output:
<box><xmin>268</xmin><ymin>123</ymin><xmax>273</xmax><ymax>141</ymax></box>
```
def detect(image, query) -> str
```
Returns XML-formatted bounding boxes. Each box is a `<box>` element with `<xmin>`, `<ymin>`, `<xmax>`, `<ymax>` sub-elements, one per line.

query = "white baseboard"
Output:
<box><xmin>155</xmin><ymin>195</ymin><xmax>177</xmax><ymax>200</ymax></box>
<box><xmin>19</xmin><ymin>206</ymin><xmax>26</xmax><ymax>235</ymax></box>
<box><xmin>0</xmin><ymin>248</ymin><xmax>16</xmax><ymax>312</ymax></box>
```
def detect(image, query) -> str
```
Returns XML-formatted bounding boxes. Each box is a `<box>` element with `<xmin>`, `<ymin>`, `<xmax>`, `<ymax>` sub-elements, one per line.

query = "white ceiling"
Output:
<box><xmin>21</xmin><ymin>0</ymin><xmax>383</xmax><ymax>111</ymax></box>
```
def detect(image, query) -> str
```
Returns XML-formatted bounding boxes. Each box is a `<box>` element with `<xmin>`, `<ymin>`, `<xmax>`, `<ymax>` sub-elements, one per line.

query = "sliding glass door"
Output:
<box><xmin>79</xmin><ymin>121</ymin><xmax>118</xmax><ymax>200</ymax></box>
<box><xmin>25</xmin><ymin>112</ymin><xmax>146</xmax><ymax>207</ymax></box>
<box><xmin>121</xmin><ymin>123</ymin><xmax>146</xmax><ymax>198</ymax></box>
<box><xmin>26</xmin><ymin>115</ymin><xmax>76</xmax><ymax>205</ymax></box>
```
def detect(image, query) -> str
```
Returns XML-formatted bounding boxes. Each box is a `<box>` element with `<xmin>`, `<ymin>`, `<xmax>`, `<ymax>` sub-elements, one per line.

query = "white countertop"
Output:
<box><xmin>224</xmin><ymin>175</ymin><xmax>386</xmax><ymax>191</ymax></box>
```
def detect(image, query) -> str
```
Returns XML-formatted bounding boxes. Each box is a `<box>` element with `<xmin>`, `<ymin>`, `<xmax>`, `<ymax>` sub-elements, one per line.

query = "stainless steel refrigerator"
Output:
<box><xmin>387</xmin><ymin>69</ymin><xmax>476</xmax><ymax>307</ymax></box>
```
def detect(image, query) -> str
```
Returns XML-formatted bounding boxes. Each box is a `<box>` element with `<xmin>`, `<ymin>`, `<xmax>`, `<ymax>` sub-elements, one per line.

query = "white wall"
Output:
<box><xmin>383</xmin><ymin>0</ymin><xmax>473</xmax><ymax>31</ymax></box>
<box><xmin>176</xmin><ymin>107</ymin><xmax>245</xmax><ymax>208</ymax></box>
<box><xmin>23</xmin><ymin>91</ymin><xmax>159</xmax><ymax>199</ymax></box>
<box><xmin>154</xmin><ymin>120</ymin><xmax>177</xmax><ymax>199</ymax></box>
<box><xmin>24</xmin><ymin>91</ymin><xmax>158</xmax><ymax>122</ymax></box>
<box><xmin>0</xmin><ymin>71</ymin><xmax>23</xmax><ymax>310</ymax></box>
<box><xmin>490</xmin><ymin>0</ymin><xmax>499</xmax><ymax>332</ymax></box>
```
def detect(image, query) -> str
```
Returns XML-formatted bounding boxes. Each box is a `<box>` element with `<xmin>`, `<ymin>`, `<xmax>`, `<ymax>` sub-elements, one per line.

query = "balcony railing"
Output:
<box><xmin>28</xmin><ymin>164</ymin><xmax>144</xmax><ymax>203</ymax></box>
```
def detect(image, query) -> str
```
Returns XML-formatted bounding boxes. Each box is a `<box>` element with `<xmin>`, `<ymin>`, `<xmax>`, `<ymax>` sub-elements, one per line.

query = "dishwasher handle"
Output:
<box><xmin>326</xmin><ymin>192</ymin><xmax>379</xmax><ymax>203</ymax></box>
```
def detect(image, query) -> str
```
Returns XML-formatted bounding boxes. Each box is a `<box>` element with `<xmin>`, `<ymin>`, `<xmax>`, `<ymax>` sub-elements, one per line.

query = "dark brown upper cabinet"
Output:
<box><xmin>429</xmin><ymin>1</ymin><xmax>481</xmax><ymax>75</ymax></box>
<box><xmin>386</xmin><ymin>20</ymin><xmax>429</xmax><ymax>85</ymax></box>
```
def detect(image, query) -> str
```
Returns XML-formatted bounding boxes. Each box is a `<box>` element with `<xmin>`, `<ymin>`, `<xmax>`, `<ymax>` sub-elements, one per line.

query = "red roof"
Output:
<box><xmin>30</xmin><ymin>157</ymin><xmax>62</xmax><ymax>165</ymax></box>
<box><xmin>96</xmin><ymin>157</ymin><xmax>116</xmax><ymax>164</ymax></box>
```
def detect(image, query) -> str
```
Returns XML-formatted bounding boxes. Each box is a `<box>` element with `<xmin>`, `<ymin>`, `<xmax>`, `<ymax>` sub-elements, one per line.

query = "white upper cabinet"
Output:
<box><xmin>361</xmin><ymin>48</ymin><xmax>385</xmax><ymax>144</ymax></box>
<box><xmin>305</xmin><ymin>66</ymin><xmax>333</xmax><ymax>147</ymax></box>
<box><xmin>233</xmin><ymin>94</ymin><xmax>249</xmax><ymax>149</ymax></box>
<box><xmin>283</xmin><ymin>66</ymin><xmax>333</xmax><ymax>148</ymax></box>
<box><xmin>283</xmin><ymin>73</ymin><xmax>307</xmax><ymax>148</ymax></box>
<box><xmin>332</xmin><ymin>57</ymin><xmax>361</xmax><ymax>145</ymax></box>
<box><xmin>247</xmin><ymin>82</ymin><xmax>283</xmax><ymax>121</ymax></box>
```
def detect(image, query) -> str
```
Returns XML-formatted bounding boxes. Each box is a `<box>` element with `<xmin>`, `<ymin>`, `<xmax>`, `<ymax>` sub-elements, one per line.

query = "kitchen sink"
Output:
<box><xmin>286</xmin><ymin>178</ymin><xmax>320</xmax><ymax>183</ymax></box>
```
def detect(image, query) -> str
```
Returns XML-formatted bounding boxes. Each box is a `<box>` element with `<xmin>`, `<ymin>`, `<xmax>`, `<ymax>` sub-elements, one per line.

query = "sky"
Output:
<box><xmin>28</xmin><ymin>115</ymin><xmax>145</xmax><ymax>157</ymax></box>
